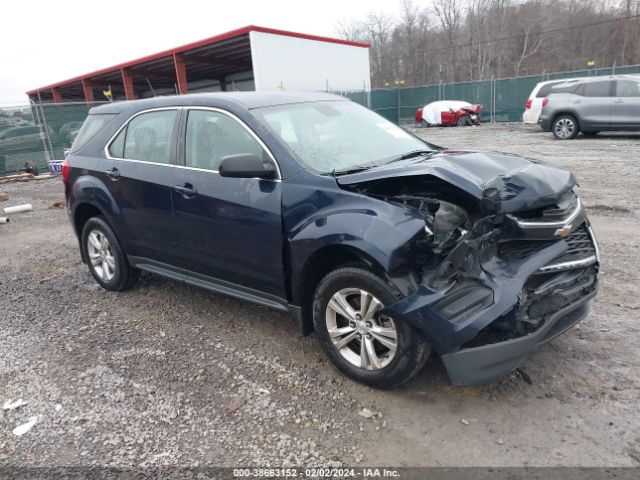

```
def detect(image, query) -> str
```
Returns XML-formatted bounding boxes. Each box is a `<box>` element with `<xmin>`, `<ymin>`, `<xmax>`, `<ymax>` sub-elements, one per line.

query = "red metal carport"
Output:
<box><xmin>26</xmin><ymin>25</ymin><xmax>369</xmax><ymax>104</ymax></box>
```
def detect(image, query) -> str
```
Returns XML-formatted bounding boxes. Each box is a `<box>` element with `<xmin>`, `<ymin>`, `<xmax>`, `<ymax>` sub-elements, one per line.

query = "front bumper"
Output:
<box><xmin>442</xmin><ymin>288</ymin><xmax>595</xmax><ymax>385</ymax></box>
<box><xmin>385</xmin><ymin>213</ymin><xmax>599</xmax><ymax>386</ymax></box>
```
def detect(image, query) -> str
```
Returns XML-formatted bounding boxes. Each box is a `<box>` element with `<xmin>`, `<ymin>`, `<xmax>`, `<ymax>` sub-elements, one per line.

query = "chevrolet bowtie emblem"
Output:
<box><xmin>554</xmin><ymin>224</ymin><xmax>572</xmax><ymax>237</ymax></box>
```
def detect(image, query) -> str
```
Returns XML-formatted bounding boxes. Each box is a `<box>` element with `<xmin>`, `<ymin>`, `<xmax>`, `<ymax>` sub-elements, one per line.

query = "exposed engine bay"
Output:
<box><xmin>338</xmin><ymin>164</ymin><xmax>599</xmax><ymax>385</ymax></box>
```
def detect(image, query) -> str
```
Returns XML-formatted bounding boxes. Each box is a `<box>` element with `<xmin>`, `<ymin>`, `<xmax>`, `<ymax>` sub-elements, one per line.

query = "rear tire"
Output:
<box><xmin>552</xmin><ymin>114</ymin><xmax>579</xmax><ymax>139</ymax></box>
<box><xmin>312</xmin><ymin>267</ymin><xmax>429</xmax><ymax>389</ymax></box>
<box><xmin>81</xmin><ymin>217</ymin><xmax>139</xmax><ymax>291</ymax></box>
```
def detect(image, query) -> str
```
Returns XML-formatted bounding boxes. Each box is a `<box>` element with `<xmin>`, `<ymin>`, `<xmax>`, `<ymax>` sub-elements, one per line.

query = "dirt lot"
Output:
<box><xmin>1</xmin><ymin>124</ymin><xmax>639</xmax><ymax>468</ymax></box>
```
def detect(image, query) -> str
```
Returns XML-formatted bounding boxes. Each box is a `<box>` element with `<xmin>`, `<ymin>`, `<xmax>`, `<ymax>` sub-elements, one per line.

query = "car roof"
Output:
<box><xmin>532</xmin><ymin>78</ymin><xmax>589</xmax><ymax>92</ymax></box>
<box><xmin>90</xmin><ymin>91</ymin><xmax>345</xmax><ymax>115</ymax></box>
<box><xmin>536</xmin><ymin>74</ymin><xmax>640</xmax><ymax>90</ymax></box>
<box><xmin>535</xmin><ymin>78</ymin><xmax>584</xmax><ymax>87</ymax></box>
<box><xmin>555</xmin><ymin>74</ymin><xmax>640</xmax><ymax>86</ymax></box>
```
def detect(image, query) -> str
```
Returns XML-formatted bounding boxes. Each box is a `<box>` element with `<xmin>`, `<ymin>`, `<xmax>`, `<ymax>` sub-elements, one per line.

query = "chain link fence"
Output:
<box><xmin>0</xmin><ymin>101</ymin><xmax>106</xmax><ymax>176</ymax></box>
<box><xmin>338</xmin><ymin>63</ymin><xmax>640</xmax><ymax>124</ymax></box>
<box><xmin>3</xmin><ymin>64</ymin><xmax>640</xmax><ymax>176</ymax></box>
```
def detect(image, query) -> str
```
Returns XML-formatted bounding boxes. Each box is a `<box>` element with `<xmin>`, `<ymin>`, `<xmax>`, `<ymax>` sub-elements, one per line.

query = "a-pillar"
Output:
<box><xmin>121</xmin><ymin>68</ymin><xmax>135</xmax><ymax>100</ymax></box>
<box><xmin>81</xmin><ymin>79</ymin><xmax>94</xmax><ymax>105</ymax></box>
<box><xmin>173</xmin><ymin>53</ymin><xmax>188</xmax><ymax>94</ymax></box>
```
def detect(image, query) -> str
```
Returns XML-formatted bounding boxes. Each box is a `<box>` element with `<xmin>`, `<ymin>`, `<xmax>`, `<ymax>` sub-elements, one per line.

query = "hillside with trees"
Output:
<box><xmin>336</xmin><ymin>0</ymin><xmax>640</xmax><ymax>87</ymax></box>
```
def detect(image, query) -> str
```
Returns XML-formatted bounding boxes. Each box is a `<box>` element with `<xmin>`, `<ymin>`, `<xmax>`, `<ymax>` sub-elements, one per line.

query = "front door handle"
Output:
<box><xmin>613</xmin><ymin>99</ymin><xmax>624</xmax><ymax>103</ymax></box>
<box><xmin>173</xmin><ymin>183</ymin><xmax>197</xmax><ymax>198</ymax></box>
<box><xmin>104</xmin><ymin>167</ymin><xmax>120</xmax><ymax>180</ymax></box>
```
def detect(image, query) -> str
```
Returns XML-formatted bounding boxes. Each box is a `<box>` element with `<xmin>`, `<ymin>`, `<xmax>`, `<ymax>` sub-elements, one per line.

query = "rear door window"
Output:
<box><xmin>615</xmin><ymin>80</ymin><xmax>640</xmax><ymax>97</ymax></box>
<box><xmin>109</xmin><ymin>126</ymin><xmax>126</xmax><ymax>158</ymax></box>
<box><xmin>583</xmin><ymin>81</ymin><xmax>613</xmax><ymax>97</ymax></box>
<box><xmin>111</xmin><ymin>110</ymin><xmax>178</xmax><ymax>163</ymax></box>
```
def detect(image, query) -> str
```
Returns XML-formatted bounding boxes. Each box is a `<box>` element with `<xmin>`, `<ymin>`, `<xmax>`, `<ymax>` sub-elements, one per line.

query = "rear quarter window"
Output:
<box><xmin>550</xmin><ymin>84</ymin><xmax>580</xmax><ymax>95</ymax></box>
<box><xmin>536</xmin><ymin>82</ymin><xmax>563</xmax><ymax>97</ymax></box>
<box><xmin>71</xmin><ymin>114</ymin><xmax>117</xmax><ymax>152</ymax></box>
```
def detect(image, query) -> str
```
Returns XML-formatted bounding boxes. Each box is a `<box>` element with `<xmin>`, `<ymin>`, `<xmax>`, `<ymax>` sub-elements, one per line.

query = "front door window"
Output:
<box><xmin>185</xmin><ymin>110</ymin><xmax>267</xmax><ymax>171</ymax></box>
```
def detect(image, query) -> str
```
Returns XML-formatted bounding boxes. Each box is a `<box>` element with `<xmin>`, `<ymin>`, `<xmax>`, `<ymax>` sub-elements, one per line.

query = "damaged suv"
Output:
<box><xmin>64</xmin><ymin>93</ymin><xmax>599</xmax><ymax>388</ymax></box>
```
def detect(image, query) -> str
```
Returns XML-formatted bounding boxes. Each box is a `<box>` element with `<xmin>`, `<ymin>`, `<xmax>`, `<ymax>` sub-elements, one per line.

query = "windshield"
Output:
<box><xmin>252</xmin><ymin>101</ymin><xmax>432</xmax><ymax>174</ymax></box>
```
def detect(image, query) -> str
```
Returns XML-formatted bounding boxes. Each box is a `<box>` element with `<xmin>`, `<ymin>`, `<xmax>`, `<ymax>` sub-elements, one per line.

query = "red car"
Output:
<box><xmin>416</xmin><ymin>101</ymin><xmax>483</xmax><ymax>126</ymax></box>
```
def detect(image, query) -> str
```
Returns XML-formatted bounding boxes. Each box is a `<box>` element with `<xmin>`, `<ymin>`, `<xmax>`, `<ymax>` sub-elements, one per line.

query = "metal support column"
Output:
<box><xmin>173</xmin><ymin>53</ymin><xmax>188</xmax><ymax>94</ymax></box>
<box><xmin>121</xmin><ymin>68</ymin><xmax>135</xmax><ymax>100</ymax></box>
<box><xmin>51</xmin><ymin>88</ymin><xmax>62</xmax><ymax>104</ymax></box>
<box><xmin>82</xmin><ymin>79</ymin><xmax>94</xmax><ymax>105</ymax></box>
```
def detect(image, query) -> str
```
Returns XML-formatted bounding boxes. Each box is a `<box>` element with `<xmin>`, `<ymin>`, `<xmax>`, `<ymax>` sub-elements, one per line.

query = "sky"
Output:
<box><xmin>0</xmin><ymin>0</ymin><xmax>399</xmax><ymax>106</ymax></box>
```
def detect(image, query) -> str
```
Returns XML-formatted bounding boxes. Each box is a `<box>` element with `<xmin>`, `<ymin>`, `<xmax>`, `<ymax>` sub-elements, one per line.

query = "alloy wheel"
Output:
<box><xmin>325</xmin><ymin>288</ymin><xmax>398</xmax><ymax>370</ymax></box>
<box><xmin>554</xmin><ymin>118</ymin><xmax>575</xmax><ymax>139</ymax></box>
<box><xmin>87</xmin><ymin>230</ymin><xmax>116</xmax><ymax>281</ymax></box>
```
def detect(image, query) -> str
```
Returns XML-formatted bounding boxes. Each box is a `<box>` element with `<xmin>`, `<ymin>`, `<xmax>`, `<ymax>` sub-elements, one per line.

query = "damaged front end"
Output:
<box><xmin>338</xmin><ymin>152</ymin><xmax>600</xmax><ymax>386</ymax></box>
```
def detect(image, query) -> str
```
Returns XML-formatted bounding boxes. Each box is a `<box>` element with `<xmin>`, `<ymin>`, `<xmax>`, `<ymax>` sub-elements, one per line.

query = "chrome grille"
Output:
<box><xmin>498</xmin><ymin>224</ymin><xmax>598</xmax><ymax>272</ymax></box>
<box><xmin>539</xmin><ymin>224</ymin><xmax>598</xmax><ymax>272</ymax></box>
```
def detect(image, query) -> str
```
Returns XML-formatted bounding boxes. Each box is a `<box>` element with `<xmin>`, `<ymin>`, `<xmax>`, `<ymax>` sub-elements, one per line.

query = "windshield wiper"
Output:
<box><xmin>386</xmin><ymin>149</ymin><xmax>438</xmax><ymax>164</ymax></box>
<box><xmin>331</xmin><ymin>165</ymin><xmax>375</xmax><ymax>176</ymax></box>
<box><xmin>331</xmin><ymin>149</ymin><xmax>440</xmax><ymax>176</ymax></box>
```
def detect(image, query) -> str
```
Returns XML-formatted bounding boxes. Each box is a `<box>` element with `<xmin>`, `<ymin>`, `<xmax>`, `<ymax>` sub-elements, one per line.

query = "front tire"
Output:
<box><xmin>552</xmin><ymin>114</ymin><xmax>579</xmax><ymax>139</ymax></box>
<box><xmin>312</xmin><ymin>267</ymin><xmax>429</xmax><ymax>388</ymax></box>
<box><xmin>81</xmin><ymin>217</ymin><xmax>139</xmax><ymax>291</ymax></box>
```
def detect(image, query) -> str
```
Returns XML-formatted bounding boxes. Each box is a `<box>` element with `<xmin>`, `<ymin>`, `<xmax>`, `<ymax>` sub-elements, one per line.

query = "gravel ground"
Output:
<box><xmin>1</xmin><ymin>124</ymin><xmax>639</xmax><ymax>468</ymax></box>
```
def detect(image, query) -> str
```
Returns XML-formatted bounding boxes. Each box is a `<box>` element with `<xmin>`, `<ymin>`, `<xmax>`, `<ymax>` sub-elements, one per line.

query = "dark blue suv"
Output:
<box><xmin>64</xmin><ymin>92</ymin><xmax>599</xmax><ymax>388</ymax></box>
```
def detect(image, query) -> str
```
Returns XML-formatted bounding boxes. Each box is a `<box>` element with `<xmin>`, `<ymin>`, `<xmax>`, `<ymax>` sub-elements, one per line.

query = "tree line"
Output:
<box><xmin>336</xmin><ymin>0</ymin><xmax>640</xmax><ymax>88</ymax></box>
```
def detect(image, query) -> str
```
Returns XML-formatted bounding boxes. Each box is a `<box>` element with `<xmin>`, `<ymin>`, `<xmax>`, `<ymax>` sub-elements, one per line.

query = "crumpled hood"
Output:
<box><xmin>336</xmin><ymin>149</ymin><xmax>576</xmax><ymax>213</ymax></box>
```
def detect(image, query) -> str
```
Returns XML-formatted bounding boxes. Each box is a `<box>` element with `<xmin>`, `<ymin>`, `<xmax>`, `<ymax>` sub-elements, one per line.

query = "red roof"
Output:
<box><xmin>26</xmin><ymin>25</ymin><xmax>370</xmax><ymax>95</ymax></box>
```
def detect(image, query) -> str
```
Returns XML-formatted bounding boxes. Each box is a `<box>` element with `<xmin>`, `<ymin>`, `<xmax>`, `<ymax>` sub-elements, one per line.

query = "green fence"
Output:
<box><xmin>0</xmin><ymin>102</ymin><xmax>105</xmax><ymax>175</ymax></box>
<box><xmin>2</xmin><ymin>64</ymin><xmax>640</xmax><ymax>175</ymax></box>
<box><xmin>341</xmin><ymin>63</ymin><xmax>640</xmax><ymax>124</ymax></box>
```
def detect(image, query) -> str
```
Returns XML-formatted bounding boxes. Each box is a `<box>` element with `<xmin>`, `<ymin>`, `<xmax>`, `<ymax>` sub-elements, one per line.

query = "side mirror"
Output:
<box><xmin>219</xmin><ymin>153</ymin><xmax>277</xmax><ymax>180</ymax></box>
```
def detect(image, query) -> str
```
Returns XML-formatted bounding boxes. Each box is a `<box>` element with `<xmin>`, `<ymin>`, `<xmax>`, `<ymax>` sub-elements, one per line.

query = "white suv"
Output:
<box><xmin>523</xmin><ymin>78</ymin><xmax>586</xmax><ymax>124</ymax></box>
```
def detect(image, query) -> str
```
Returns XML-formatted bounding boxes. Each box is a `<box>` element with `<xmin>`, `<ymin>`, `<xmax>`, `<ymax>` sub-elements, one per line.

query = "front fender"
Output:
<box><xmin>289</xmin><ymin>205</ymin><xmax>424</xmax><ymax>272</ymax></box>
<box><xmin>283</xmin><ymin>174</ymin><xmax>427</xmax><ymax>305</ymax></box>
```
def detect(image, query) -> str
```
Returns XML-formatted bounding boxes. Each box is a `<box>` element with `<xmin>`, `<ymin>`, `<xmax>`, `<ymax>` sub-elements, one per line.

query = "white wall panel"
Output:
<box><xmin>249</xmin><ymin>31</ymin><xmax>370</xmax><ymax>92</ymax></box>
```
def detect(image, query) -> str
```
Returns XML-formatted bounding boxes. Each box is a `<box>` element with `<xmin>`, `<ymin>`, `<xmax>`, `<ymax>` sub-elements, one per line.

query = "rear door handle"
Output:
<box><xmin>104</xmin><ymin>167</ymin><xmax>120</xmax><ymax>180</ymax></box>
<box><xmin>613</xmin><ymin>99</ymin><xmax>624</xmax><ymax>103</ymax></box>
<box><xmin>173</xmin><ymin>183</ymin><xmax>197</xmax><ymax>198</ymax></box>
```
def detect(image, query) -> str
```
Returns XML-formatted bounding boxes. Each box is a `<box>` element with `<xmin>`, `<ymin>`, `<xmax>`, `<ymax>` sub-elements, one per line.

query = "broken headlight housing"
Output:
<box><xmin>425</xmin><ymin>200</ymin><xmax>469</xmax><ymax>250</ymax></box>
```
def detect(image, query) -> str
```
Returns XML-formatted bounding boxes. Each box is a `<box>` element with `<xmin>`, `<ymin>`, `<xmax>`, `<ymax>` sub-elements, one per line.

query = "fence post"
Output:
<box><xmin>35</xmin><ymin>93</ymin><xmax>54</xmax><ymax>162</ymax></box>
<box><xmin>490</xmin><ymin>76</ymin><xmax>495</xmax><ymax>123</ymax></box>
<box><xmin>494</xmin><ymin>77</ymin><xmax>498</xmax><ymax>123</ymax></box>
<box><xmin>396</xmin><ymin>88</ymin><xmax>401</xmax><ymax>124</ymax></box>
<box><xmin>31</xmin><ymin>99</ymin><xmax>50</xmax><ymax>165</ymax></box>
